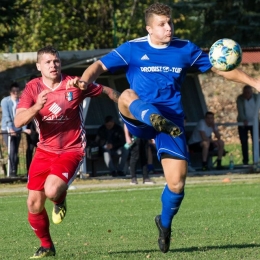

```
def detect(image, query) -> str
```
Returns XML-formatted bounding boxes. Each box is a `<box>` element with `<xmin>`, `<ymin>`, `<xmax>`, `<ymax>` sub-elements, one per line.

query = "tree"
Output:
<box><xmin>170</xmin><ymin>0</ymin><xmax>260</xmax><ymax>47</ymax></box>
<box><xmin>8</xmin><ymin>0</ymin><xmax>151</xmax><ymax>52</ymax></box>
<box><xmin>0</xmin><ymin>0</ymin><xmax>31</xmax><ymax>52</ymax></box>
<box><xmin>1</xmin><ymin>0</ymin><xmax>259</xmax><ymax>52</ymax></box>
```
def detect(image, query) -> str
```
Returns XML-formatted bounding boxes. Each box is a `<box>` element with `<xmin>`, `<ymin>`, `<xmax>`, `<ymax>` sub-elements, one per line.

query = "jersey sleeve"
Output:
<box><xmin>189</xmin><ymin>42</ymin><xmax>212</xmax><ymax>73</ymax></box>
<box><xmin>100</xmin><ymin>42</ymin><xmax>131</xmax><ymax>73</ymax></box>
<box><xmin>81</xmin><ymin>82</ymin><xmax>103</xmax><ymax>98</ymax></box>
<box><xmin>17</xmin><ymin>83</ymin><xmax>36</xmax><ymax>109</ymax></box>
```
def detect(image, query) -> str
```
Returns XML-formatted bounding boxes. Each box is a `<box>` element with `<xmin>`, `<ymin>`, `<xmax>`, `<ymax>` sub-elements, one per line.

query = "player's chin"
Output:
<box><xmin>163</xmin><ymin>36</ymin><xmax>172</xmax><ymax>43</ymax></box>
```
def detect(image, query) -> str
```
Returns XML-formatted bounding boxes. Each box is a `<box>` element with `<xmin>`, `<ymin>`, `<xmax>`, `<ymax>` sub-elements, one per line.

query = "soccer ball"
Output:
<box><xmin>209</xmin><ymin>38</ymin><xmax>242</xmax><ymax>71</ymax></box>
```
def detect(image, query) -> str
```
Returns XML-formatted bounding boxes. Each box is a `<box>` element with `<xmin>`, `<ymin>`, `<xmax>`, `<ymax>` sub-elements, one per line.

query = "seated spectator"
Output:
<box><xmin>95</xmin><ymin>115</ymin><xmax>128</xmax><ymax>177</ymax></box>
<box><xmin>188</xmin><ymin>111</ymin><xmax>225</xmax><ymax>171</ymax></box>
<box><xmin>124</xmin><ymin>125</ymin><xmax>154</xmax><ymax>184</ymax></box>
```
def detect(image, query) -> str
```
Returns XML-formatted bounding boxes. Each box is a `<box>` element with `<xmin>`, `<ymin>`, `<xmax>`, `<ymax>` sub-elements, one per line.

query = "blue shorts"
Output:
<box><xmin>120</xmin><ymin>113</ymin><xmax>189</xmax><ymax>162</ymax></box>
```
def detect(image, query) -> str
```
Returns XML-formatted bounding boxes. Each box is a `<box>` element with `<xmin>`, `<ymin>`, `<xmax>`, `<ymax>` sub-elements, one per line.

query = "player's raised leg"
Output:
<box><xmin>44</xmin><ymin>175</ymin><xmax>68</xmax><ymax>225</ymax></box>
<box><xmin>118</xmin><ymin>89</ymin><xmax>182</xmax><ymax>137</ymax></box>
<box><xmin>155</xmin><ymin>156</ymin><xmax>187</xmax><ymax>253</ymax></box>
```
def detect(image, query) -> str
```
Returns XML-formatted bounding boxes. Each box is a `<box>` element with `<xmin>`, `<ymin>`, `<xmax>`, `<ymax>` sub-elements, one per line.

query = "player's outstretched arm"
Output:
<box><xmin>81</xmin><ymin>60</ymin><xmax>108</xmax><ymax>84</ymax></box>
<box><xmin>211</xmin><ymin>67</ymin><xmax>260</xmax><ymax>92</ymax></box>
<box><xmin>102</xmin><ymin>85</ymin><xmax>121</xmax><ymax>103</ymax></box>
<box><xmin>66</xmin><ymin>60</ymin><xmax>108</xmax><ymax>90</ymax></box>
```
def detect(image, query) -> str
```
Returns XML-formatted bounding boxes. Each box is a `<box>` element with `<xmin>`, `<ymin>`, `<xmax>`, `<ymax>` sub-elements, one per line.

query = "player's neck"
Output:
<box><xmin>42</xmin><ymin>75</ymin><xmax>62</xmax><ymax>90</ymax></box>
<box><xmin>148</xmin><ymin>34</ymin><xmax>169</xmax><ymax>48</ymax></box>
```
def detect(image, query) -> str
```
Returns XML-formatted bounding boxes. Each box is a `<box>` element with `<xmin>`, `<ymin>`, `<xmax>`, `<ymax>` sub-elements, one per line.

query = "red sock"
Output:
<box><xmin>54</xmin><ymin>191</ymin><xmax>67</xmax><ymax>205</ymax></box>
<box><xmin>28</xmin><ymin>208</ymin><xmax>53</xmax><ymax>248</ymax></box>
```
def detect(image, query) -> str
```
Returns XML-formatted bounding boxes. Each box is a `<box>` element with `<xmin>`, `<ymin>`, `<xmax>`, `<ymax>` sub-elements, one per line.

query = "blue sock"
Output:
<box><xmin>129</xmin><ymin>99</ymin><xmax>161</xmax><ymax>126</ymax></box>
<box><xmin>160</xmin><ymin>185</ymin><xmax>184</xmax><ymax>229</ymax></box>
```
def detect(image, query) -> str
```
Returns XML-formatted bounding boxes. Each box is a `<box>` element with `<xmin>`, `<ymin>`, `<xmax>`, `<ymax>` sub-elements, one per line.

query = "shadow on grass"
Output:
<box><xmin>110</xmin><ymin>243</ymin><xmax>260</xmax><ymax>255</ymax></box>
<box><xmin>170</xmin><ymin>243</ymin><xmax>260</xmax><ymax>253</ymax></box>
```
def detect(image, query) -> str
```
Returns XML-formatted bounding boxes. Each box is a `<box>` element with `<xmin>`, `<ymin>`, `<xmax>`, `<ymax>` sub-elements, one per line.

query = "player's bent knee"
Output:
<box><xmin>45</xmin><ymin>186</ymin><xmax>64</xmax><ymax>201</ymax></box>
<box><xmin>167</xmin><ymin>180</ymin><xmax>185</xmax><ymax>194</ymax></box>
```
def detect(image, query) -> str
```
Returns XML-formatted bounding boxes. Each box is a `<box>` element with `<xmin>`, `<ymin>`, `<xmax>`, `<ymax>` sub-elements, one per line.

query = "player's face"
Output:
<box><xmin>146</xmin><ymin>14</ymin><xmax>173</xmax><ymax>45</ymax></box>
<box><xmin>36</xmin><ymin>53</ymin><xmax>61</xmax><ymax>81</ymax></box>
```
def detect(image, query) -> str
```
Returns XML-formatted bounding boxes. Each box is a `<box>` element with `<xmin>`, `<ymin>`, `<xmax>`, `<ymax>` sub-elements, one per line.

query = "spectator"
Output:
<box><xmin>1</xmin><ymin>82</ymin><xmax>29</xmax><ymax>177</ymax></box>
<box><xmin>95</xmin><ymin>115</ymin><xmax>128</xmax><ymax>177</ymax></box>
<box><xmin>188</xmin><ymin>111</ymin><xmax>225</xmax><ymax>171</ymax></box>
<box><xmin>236</xmin><ymin>85</ymin><xmax>258</xmax><ymax>165</ymax></box>
<box><xmin>124</xmin><ymin>125</ymin><xmax>154</xmax><ymax>184</ymax></box>
<box><xmin>147</xmin><ymin>139</ymin><xmax>158</xmax><ymax>174</ymax></box>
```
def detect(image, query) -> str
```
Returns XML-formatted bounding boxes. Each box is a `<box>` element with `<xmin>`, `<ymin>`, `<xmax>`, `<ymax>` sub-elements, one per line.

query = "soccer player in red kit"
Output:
<box><xmin>14</xmin><ymin>46</ymin><xmax>120</xmax><ymax>258</ymax></box>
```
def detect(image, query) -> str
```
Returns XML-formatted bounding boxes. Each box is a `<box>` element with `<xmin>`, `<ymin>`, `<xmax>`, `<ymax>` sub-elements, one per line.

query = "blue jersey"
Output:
<box><xmin>101</xmin><ymin>35</ymin><xmax>212</xmax><ymax>122</ymax></box>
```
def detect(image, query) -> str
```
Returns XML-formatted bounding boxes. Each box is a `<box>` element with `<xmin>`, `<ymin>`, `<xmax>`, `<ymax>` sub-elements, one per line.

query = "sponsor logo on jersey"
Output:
<box><xmin>141</xmin><ymin>54</ymin><xmax>150</xmax><ymax>60</ymax></box>
<box><xmin>49</xmin><ymin>103</ymin><xmax>62</xmax><ymax>115</ymax></box>
<box><xmin>62</xmin><ymin>172</ymin><xmax>69</xmax><ymax>179</ymax></box>
<box><xmin>42</xmin><ymin>102</ymin><xmax>69</xmax><ymax>122</ymax></box>
<box><xmin>140</xmin><ymin>66</ymin><xmax>182</xmax><ymax>73</ymax></box>
<box><xmin>43</xmin><ymin>114</ymin><xmax>69</xmax><ymax>121</ymax></box>
<box><xmin>141</xmin><ymin>109</ymin><xmax>149</xmax><ymax>121</ymax></box>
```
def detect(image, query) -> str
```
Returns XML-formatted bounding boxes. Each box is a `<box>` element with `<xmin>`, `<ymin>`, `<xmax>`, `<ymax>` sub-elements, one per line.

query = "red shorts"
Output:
<box><xmin>27</xmin><ymin>148</ymin><xmax>84</xmax><ymax>191</ymax></box>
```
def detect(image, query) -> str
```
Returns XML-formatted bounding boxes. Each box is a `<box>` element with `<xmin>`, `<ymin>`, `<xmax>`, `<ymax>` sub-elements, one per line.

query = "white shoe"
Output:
<box><xmin>130</xmin><ymin>178</ymin><xmax>138</xmax><ymax>185</ymax></box>
<box><xmin>143</xmin><ymin>178</ymin><xmax>155</xmax><ymax>184</ymax></box>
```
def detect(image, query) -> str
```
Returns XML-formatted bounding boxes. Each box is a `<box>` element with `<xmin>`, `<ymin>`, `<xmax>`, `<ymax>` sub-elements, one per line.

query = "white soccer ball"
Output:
<box><xmin>209</xmin><ymin>38</ymin><xmax>242</xmax><ymax>71</ymax></box>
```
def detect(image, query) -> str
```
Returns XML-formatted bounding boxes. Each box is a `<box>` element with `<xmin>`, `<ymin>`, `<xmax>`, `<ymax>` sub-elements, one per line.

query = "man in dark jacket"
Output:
<box><xmin>236</xmin><ymin>85</ymin><xmax>258</xmax><ymax>165</ymax></box>
<box><xmin>95</xmin><ymin>115</ymin><xmax>128</xmax><ymax>176</ymax></box>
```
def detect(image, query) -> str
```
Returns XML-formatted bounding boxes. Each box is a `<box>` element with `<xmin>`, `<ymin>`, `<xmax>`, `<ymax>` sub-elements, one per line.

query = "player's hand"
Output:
<box><xmin>23</xmin><ymin>129</ymin><xmax>31</xmax><ymax>135</ymax></box>
<box><xmin>66</xmin><ymin>77</ymin><xmax>88</xmax><ymax>90</ymax></box>
<box><xmin>35</xmin><ymin>89</ymin><xmax>50</xmax><ymax>110</ymax></box>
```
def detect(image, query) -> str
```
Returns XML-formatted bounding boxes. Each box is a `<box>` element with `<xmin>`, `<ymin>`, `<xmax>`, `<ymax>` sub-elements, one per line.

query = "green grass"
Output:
<box><xmin>1</xmin><ymin>179</ymin><xmax>260</xmax><ymax>259</ymax></box>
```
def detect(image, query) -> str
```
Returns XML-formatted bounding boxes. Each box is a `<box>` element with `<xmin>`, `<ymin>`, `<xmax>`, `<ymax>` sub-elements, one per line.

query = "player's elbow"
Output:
<box><xmin>14</xmin><ymin>117</ymin><xmax>23</xmax><ymax>128</ymax></box>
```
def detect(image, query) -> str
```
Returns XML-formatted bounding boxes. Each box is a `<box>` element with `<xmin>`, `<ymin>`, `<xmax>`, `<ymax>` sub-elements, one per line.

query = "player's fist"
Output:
<box><xmin>66</xmin><ymin>77</ymin><xmax>88</xmax><ymax>90</ymax></box>
<box><xmin>35</xmin><ymin>89</ymin><xmax>50</xmax><ymax>110</ymax></box>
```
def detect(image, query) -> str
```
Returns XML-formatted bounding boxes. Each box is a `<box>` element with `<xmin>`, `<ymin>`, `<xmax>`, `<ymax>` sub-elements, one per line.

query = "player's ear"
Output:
<box><xmin>36</xmin><ymin>63</ymin><xmax>41</xmax><ymax>71</ymax></box>
<box><xmin>146</xmin><ymin>25</ymin><xmax>152</xmax><ymax>34</ymax></box>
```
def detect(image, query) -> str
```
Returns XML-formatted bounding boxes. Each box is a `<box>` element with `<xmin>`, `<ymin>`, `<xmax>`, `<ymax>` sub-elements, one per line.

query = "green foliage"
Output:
<box><xmin>171</xmin><ymin>0</ymin><xmax>260</xmax><ymax>47</ymax></box>
<box><xmin>0</xmin><ymin>0</ymin><xmax>259</xmax><ymax>52</ymax></box>
<box><xmin>1</xmin><ymin>181</ymin><xmax>260</xmax><ymax>259</ymax></box>
<box><xmin>0</xmin><ymin>0</ymin><xmax>30</xmax><ymax>51</ymax></box>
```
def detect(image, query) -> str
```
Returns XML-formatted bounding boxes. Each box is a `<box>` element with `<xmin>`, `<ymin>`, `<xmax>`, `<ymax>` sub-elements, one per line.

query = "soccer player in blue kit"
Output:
<box><xmin>67</xmin><ymin>2</ymin><xmax>260</xmax><ymax>253</ymax></box>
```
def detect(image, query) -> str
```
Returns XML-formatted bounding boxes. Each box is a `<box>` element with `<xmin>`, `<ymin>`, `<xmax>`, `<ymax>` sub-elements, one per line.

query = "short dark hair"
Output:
<box><xmin>9</xmin><ymin>82</ymin><xmax>19</xmax><ymax>92</ymax></box>
<box><xmin>145</xmin><ymin>3</ymin><xmax>172</xmax><ymax>25</ymax></box>
<box><xmin>37</xmin><ymin>45</ymin><xmax>59</xmax><ymax>62</ymax></box>
<box><xmin>243</xmin><ymin>85</ymin><xmax>252</xmax><ymax>91</ymax></box>
<box><xmin>104</xmin><ymin>115</ymin><xmax>114</xmax><ymax>123</ymax></box>
<box><xmin>205</xmin><ymin>111</ymin><xmax>214</xmax><ymax>117</ymax></box>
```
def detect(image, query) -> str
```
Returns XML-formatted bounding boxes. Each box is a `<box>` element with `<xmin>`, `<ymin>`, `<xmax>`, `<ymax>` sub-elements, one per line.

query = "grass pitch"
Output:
<box><xmin>0</xmin><ymin>176</ymin><xmax>260</xmax><ymax>259</ymax></box>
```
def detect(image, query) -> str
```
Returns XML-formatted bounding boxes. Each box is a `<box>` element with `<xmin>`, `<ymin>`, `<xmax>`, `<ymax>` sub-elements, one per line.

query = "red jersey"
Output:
<box><xmin>17</xmin><ymin>74</ymin><xmax>103</xmax><ymax>153</ymax></box>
